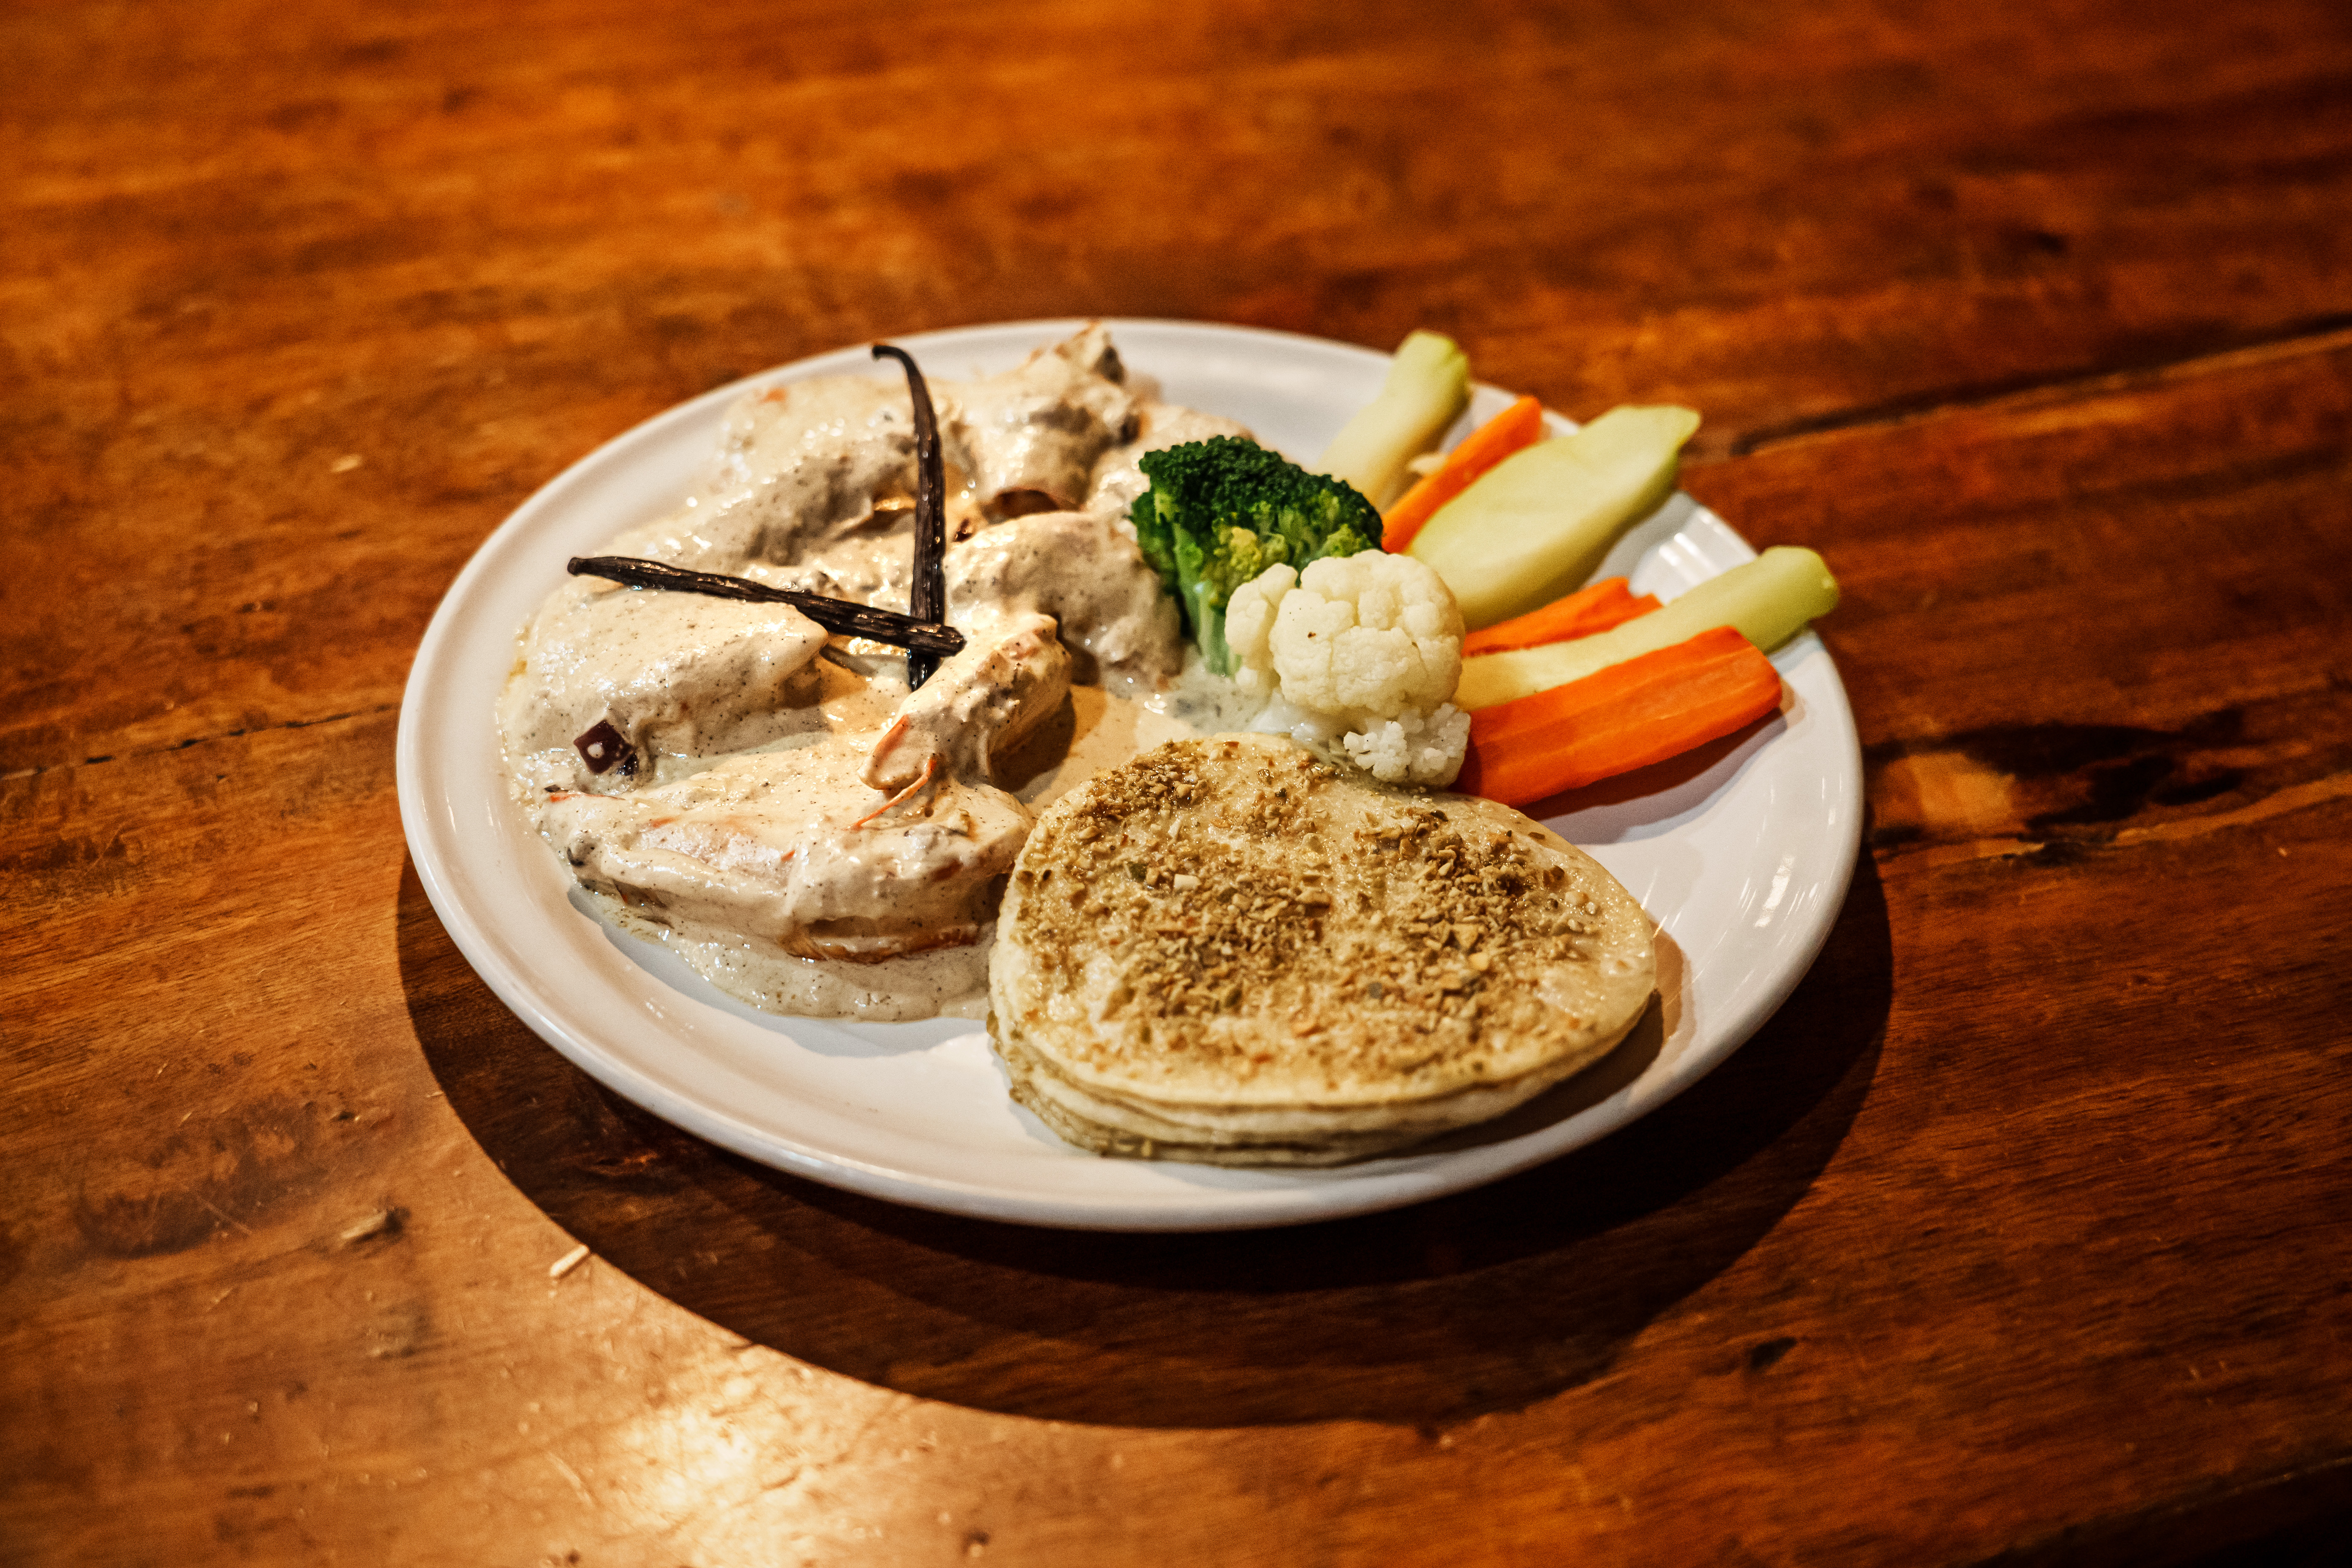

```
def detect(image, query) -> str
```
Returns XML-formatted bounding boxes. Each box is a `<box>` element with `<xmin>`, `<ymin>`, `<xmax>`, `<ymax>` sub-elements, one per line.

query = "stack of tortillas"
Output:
<box><xmin>989</xmin><ymin>734</ymin><xmax>1657</xmax><ymax>1165</ymax></box>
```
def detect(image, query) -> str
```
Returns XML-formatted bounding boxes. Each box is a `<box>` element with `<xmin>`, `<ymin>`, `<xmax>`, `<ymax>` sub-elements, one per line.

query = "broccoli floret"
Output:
<box><xmin>1130</xmin><ymin>436</ymin><xmax>1382</xmax><ymax>674</ymax></box>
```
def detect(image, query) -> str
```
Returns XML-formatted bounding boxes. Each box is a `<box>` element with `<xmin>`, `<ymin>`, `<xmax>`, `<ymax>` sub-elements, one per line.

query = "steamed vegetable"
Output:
<box><xmin>1381</xmin><ymin>395</ymin><xmax>1546</xmax><ymax>552</ymax></box>
<box><xmin>1458</xmin><ymin>576</ymin><xmax>1659</xmax><ymax>657</ymax></box>
<box><xmin>1318</xmin><ymin>331</ymin><xmax>1472</xmax><ymax>509</ymax></box>
<box><xmin>1225</xmin><ymin>550</ymin><xmax>1469</xmax><ymax>786</ymax></box>
<box><xmin>1130</xmin><ymin>436</ymin><xmax>1383</xmax><ymax>675</ymax></box>
<box><xmin>1455</xmin><ymin>545</ymin><xmax>1839</xmax><ymax>711</ymax></box>
<box><xmin>1227</xmin><ymin>552</ymin><xmax>1462</xmax><ymax>719</ymax></box>
<box><xmin>1409</xmin><ymin>404</ymin><xmax>1700</xmax><ymax>630</ymax></box>
<box><xmin>1456</xmin><ymin>626</ymin><xmax>1783</xmax><ymax>805</ymax></box>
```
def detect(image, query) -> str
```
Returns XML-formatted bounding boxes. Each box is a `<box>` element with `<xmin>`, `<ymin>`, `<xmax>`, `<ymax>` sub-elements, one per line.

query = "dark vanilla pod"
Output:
<box><xmin>563</xmin><ymin>556</ymin><xmax>965</xmax><ymax>657</ymax></box>
<box><xmin>872</xmin><ymin>343</ymin><xmax>949</xmax><ymax>689</ymax></box>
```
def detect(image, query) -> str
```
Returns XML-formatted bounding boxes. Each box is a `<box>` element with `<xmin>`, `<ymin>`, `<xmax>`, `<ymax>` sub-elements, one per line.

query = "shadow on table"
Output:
<box><xmin>399</xmin><ymin>854</ymin><xmax>1892</xmax><ymax>1430</ymax></box>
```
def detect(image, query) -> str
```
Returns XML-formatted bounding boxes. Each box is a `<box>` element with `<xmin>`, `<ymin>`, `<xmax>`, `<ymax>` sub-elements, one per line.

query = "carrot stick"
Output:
<box><xmin>1380</xmin><ymin>394</ymin><xmax>1547</xmax><ymax>552</ymax></box>
<box><xmin>1455</xmin><ymin>626</ymin><xmax>1782</xmax><ymax>806</ymax></box>
<box><xmin>1459</xmin><ymin>577</ymin><xmax>1661</xmax><ymax>657</ymax></box>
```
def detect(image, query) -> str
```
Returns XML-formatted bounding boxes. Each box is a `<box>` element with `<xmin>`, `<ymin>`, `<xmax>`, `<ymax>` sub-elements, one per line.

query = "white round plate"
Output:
<box><xmin>397</xmin><ymin>319</ymin><xmax>1861</xmax><ymax>1232</ymax></box>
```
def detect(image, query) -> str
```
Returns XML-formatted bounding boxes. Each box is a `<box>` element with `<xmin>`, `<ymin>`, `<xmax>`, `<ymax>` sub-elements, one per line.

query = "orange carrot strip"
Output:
<box><xmin>1380</xmin><ymin>394</ymin><xmax>1547</xmax><ymax>552</ymax></box>
<box><xmin>1455</xmin><ymin>626</ymin><xmax>1782</xmax><ymax>807</ymax></box>
<box><xmin>1458</xmin><ymin>577</ymin><xmax>1662</xmax><ymax>657</ymax></box>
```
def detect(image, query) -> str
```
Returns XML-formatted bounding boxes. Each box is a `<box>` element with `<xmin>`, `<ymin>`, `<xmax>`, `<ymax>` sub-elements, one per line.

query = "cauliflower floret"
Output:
<box><xmin>1225</xmin><ymin>550</ymin><xmax>1468</xmax><ymax>786</ymax></box>
<box><xmin>1224</xmin><ymin>563</ymin><xmax>1296</xmax><ymax>698</ymax></box>
<box><xmin>1228</xmin><ymin>552</ymin><xmax>1462</xmax><ymax>712</ymax></box>
<box><xmin>1343</xmin><ymin>705</ymin><xmax>1473</xmax><ymax>785</ymax></box>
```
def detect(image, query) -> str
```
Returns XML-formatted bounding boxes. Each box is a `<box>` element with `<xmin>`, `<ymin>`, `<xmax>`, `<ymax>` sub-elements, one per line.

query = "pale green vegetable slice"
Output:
<box><xmin>1454</xmin><ymin>546</ymin><xmax>1840</xmax><ymax>711</ymax></box>
<box><xmin>1318</xmin><ymin>330</ymin><xmax>1470</xmax><ymax>509</ymax></box>
<box><xmin>1408</xmin><ymin>404</ymin><xmax>1699</xmax><ymax>630</ymax></box>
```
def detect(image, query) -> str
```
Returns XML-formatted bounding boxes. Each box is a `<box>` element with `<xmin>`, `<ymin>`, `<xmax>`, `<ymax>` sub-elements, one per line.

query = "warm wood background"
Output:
<box><xmin>6</xmin><ymin>0</ymin><xmax>2351</xmax><ymax>1563</ymax></box>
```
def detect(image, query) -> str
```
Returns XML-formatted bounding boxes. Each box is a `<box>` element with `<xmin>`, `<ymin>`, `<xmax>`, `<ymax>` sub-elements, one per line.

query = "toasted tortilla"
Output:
<box><xmin>988</xmin><ymin>733</ymin><xmax>1655</xmax><ymax>1164</ymax></box>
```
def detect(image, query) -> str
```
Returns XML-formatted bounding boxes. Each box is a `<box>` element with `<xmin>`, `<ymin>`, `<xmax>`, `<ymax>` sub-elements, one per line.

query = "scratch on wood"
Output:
<box><xmin>547</xmin><ymin>1451</ymin><xmax>594</xmax><ymax>1506</ymax></box>
<box><xmin>195</xmin><ymin>1193</ymin><xmax>254</xmax><ymax>1237</ymax></box>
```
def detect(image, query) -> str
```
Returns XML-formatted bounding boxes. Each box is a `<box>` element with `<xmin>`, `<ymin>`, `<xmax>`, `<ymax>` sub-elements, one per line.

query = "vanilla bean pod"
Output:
<box><xmin>872</xmin><ymin>342</ymin><xmax>948</xmax><ymax>689</ymax></box>
<box><xmin>565</xmin><ymin>556</ymin><xmax>965</xmax><ymax>656</ymax></box>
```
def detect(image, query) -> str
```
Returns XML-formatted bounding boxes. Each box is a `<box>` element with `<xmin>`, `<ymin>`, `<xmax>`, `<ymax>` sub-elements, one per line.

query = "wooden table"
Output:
<box><xmin>8</xmin><ymin>1</ymin><xmax>2350</xmax><ymax>1562</ymax></box>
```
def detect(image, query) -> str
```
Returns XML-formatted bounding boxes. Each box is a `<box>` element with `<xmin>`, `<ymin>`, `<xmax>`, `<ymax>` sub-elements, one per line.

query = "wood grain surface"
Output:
<box><xmin>5</xmin><ymin>0</ymin><xmax>2351</xmax><ymax>1563</ymax></box>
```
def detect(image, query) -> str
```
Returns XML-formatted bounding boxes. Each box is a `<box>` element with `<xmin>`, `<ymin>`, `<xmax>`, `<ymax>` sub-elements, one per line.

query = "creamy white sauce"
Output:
<box><xmin>593</xmin><ymin>683</ymin><xmax>1211</xmax><ymax>1019</ymax></box>
<box><xmin>500</xmin><ymin>327</ymin><xmax>1257</xmax><ymax>1022</ymax></box>
<box><xmin>598</xmin><ymin>895</ymin><xmax>999</xmax><ymax>1021</ymax></box>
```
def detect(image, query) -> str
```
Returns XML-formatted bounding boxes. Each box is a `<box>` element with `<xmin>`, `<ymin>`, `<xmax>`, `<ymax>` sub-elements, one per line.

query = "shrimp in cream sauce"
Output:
<box><xmin>499</xmin><ymin>325</ymin><xmax>1251</xmax><ymax>1019</ymax></box>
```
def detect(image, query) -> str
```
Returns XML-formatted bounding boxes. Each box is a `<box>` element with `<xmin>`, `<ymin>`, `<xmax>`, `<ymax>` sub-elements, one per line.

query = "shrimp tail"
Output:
<box><xmin>861</xmin><ymin>713</ymin><xmax>923</xmax><ymax>792</ymax></box>
<box><xmin>851</xmin><ymin>753</ymin><xmax>941</xmax><ymax>830</ymax></box>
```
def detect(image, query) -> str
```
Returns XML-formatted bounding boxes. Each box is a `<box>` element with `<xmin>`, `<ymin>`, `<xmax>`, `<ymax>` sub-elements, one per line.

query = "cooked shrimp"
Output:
<box><xmin>545</xmin><ymin>738</ymin><xmax>1030</xmax><ymax>962</ymax></box>
<box><xmin>862</xmin><ymin>611</ymin><xmax>1073</xmax><ymax>793</ymax></box>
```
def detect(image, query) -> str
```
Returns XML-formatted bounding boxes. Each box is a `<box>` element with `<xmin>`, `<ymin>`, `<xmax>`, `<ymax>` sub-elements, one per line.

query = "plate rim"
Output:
<box><xmin>396</xmin><ymin>316</ymin><xmax>1862</xmax><ymax>1231</ymax></box>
